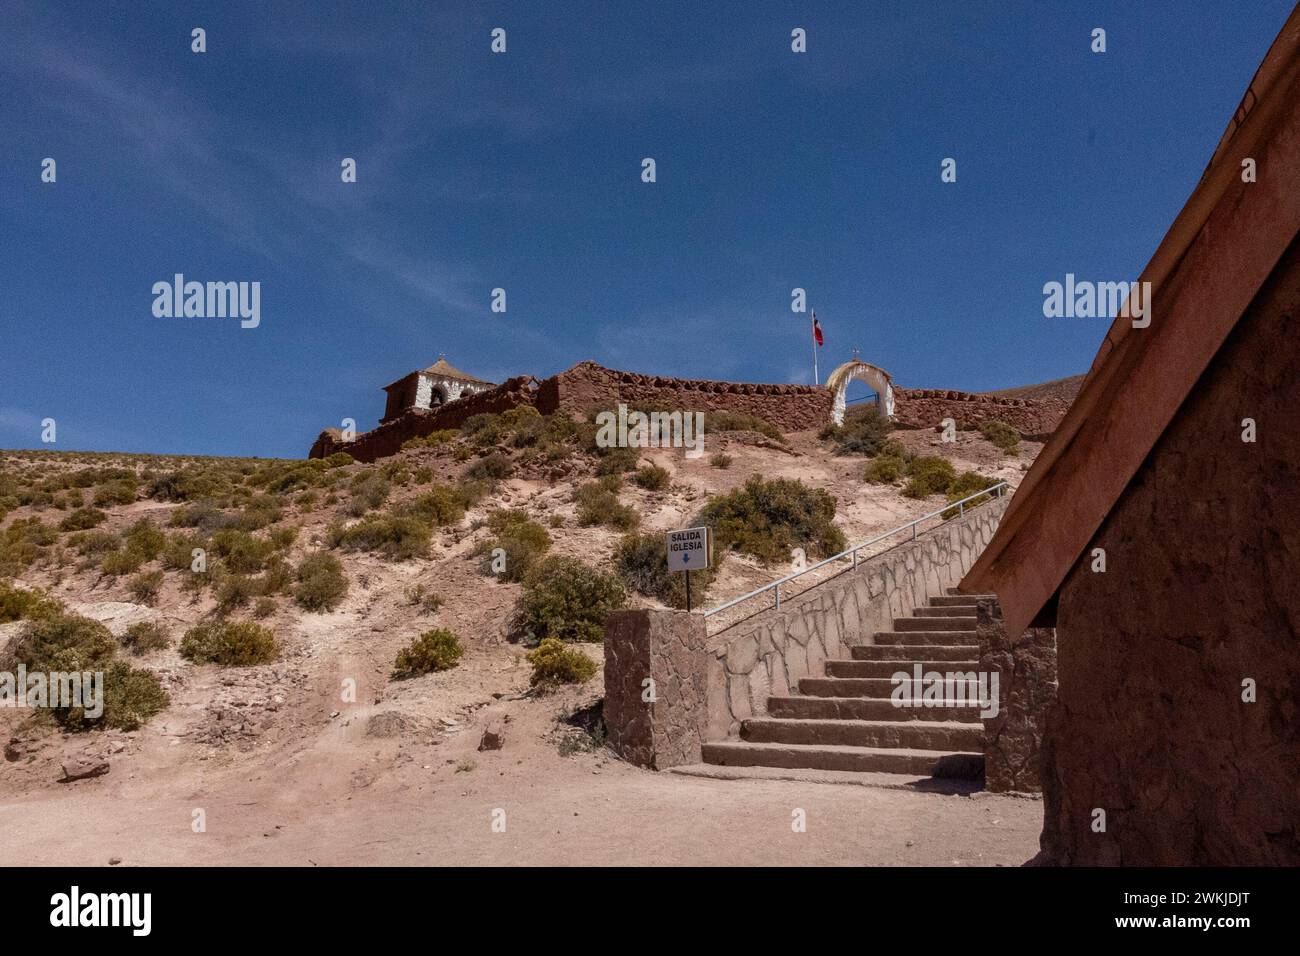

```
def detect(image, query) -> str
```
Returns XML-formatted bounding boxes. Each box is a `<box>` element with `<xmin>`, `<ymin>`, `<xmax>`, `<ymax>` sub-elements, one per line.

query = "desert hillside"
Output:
<box><xmin>0</xmin><ymin>405</ymin><xmax>1042</xmax><ymax>864</ymax></box>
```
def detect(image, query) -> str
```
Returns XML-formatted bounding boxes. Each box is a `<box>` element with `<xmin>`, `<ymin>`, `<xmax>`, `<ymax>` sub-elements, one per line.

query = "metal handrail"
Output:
<box><xmin>700</xmin><ymin>481</ymin><xmax>1007</xmax><ymax>618</ymax></box>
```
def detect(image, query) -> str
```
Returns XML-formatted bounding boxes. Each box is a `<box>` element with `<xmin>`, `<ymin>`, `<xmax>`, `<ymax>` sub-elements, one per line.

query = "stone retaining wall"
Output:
<box><xmin>976</xmin><ymin>599</ymin><xmax>1057</xmax><ymax>793</ymax></box>
<box><xmin>704</xmin><ymin>497</ymin><xmax>1009</xmax><ymax>741</ymax></box>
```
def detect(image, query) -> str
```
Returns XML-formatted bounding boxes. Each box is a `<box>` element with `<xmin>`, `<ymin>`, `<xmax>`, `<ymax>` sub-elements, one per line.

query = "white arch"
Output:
<box><xmin>826</xmin><ymin>360</ymin><xmax>896</xmax><ymax>426</ymax></box>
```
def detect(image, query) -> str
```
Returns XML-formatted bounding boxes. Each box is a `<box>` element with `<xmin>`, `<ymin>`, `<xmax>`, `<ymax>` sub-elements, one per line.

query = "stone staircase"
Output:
<box><xmin>701</xmin><ymin>590</ymin><xmax>993</xmax><ymax>778</ymax></box>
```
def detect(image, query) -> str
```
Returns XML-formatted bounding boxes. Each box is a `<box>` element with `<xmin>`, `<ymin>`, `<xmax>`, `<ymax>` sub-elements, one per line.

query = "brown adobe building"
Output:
<box><xmin>962</xmin><ymin>8</ymin><xmax>1300</xmax><ymax>865</ymax></box>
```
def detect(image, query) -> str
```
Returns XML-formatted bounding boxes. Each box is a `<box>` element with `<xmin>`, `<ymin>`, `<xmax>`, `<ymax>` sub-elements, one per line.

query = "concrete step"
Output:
<box><xmin>826</xmin><ymin>658</ymin><xmax>979</xmax><ymax>677</ymax></box>
<box><xmin>741</xmin><ymin>717</ymin><xmax>983</xmax><ymax>751</ymax></box>
<box><xmin>767</xmin><ymin>695</ymin><xmax>984</xmax><ymax>723</ymax></box>
<box><xmin>913</xmin><ymin>605</ymin><xmax>979</xmax><ymax>617</ymax></box>
<box><xmin>799</xmin><ymin>676</ymin><xmax>898</xmax><ymax>697</ymax></box>
<box><xmin>946</xmin><ymin>588</ymin><xmax>996</xmax><ymax>598</ymax></box>
<box><xmin>894</xmin><ymin>616</ymin><xmax>977</xmax><ymax>632</ymax></box>
<box><xmin>930</xmin><ymin>594</ymin><xmax>990</xmax><ymax>607</ymax></box>
<box><xmin>702</xmin><ymin>741</ymin><xmax>984</xmax><ymax>778</ymax></box>
<box><xmin>852</xmin><ymin>644</ymin><xmax>982</xmax><ymax>661</ymax></box>
<box><xmin>874</xmin><ymin>630</ymin><xmax>980</xmax><ymax>646</ymax></box>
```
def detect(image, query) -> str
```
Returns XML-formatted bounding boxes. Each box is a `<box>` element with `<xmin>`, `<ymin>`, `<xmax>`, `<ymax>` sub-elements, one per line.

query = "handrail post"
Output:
<box><xmin>774</xmin><ymin>583</ymin><xmax>780</xmax><ymax>610</ymax></box>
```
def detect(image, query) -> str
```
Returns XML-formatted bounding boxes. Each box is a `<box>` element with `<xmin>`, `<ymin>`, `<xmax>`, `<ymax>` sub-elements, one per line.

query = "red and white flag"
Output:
<box><xmin>812</xmin><ymin>311</ymin><xmax>824</xmax><ymax>346</ymax></box>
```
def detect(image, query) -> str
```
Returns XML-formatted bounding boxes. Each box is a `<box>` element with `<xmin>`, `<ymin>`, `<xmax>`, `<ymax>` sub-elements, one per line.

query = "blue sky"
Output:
<box><xmin>2</xmin><ymin>0</ymin><xmax>1293</xmax><ymax>457</ymax></box>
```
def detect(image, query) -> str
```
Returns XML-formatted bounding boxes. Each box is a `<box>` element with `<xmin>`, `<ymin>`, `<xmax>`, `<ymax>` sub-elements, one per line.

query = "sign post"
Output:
<box><xmin>666</xmin><ymin>526</ymin><xmax>711</xmax><ymax>611</ymax></box>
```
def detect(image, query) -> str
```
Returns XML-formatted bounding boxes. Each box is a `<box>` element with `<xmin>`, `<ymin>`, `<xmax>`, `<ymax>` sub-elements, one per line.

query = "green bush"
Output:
<box><xmin>0</xmin><ymin>582</ymin><xmax>64</xmax><ymax>622</ymax></box>
<box><xmin>700</xmin><ymin>476</ymin><xmax>846</xmax><ymax>566</ymax></box>
<box><xmin>180</xmin><ymin>620</ymin><xmax>279</xmax><ymax>666</ymax></box>
<box><xmin>880</xmin><ymin>438</ymin><xmax>909</xmax><ymax>459</ymax></box>
<box><xmin>391</xmin><ymin>628</ymin><xmax>464</xmax><ymax>679</ymax></box>
<box><xmin>574</xmin><ymin>483</ymin><xmax>640</xmax><ymax>531</ymax></box>
<box><xmin>345</xmin><ymin>471</ymin><xmax>391</xmax><ymax>517</ymax></box>
<box><xmin>614</xmin><ymin>532</ymin><xmax>716</xmax><ymax>609</ymax></box>
<box><xmin>268</xmin><ymin>525</ymin><xmax>298</xmax><ymax>551</ymax></box>
<box><xmin>979</xmin><ymin>419</ymin><xmax>1021</xmax><ymax>455</ymax></box>
<box><xmin>293</xmin><ymin>551</ymin><xmax>349</xmax><ymax>611</ymax></box>
<box><xmin>901</xmin><ymin>456</ymin><xmax>957</xmax><ymax>499</ymax></box>
<box><xmin>92</xmin><ymin>477</ymin><xmax>139</xmax><ymax>506</ymax></box>
<box><xmin>402</xmin><ymin>429</ymin><xmax>459</xmax><ymax>452</ymax></box>
<box><xmin>215</xmin><ymin>574</ymin><xmax>259</xmax><ymax>613</ymax></box>
<box><xmin>513</xmin><ymin>555</ymin><xmax>627</xmax><ymax>643</ymax></box>
<box><xmin>122</xmin><ymin>519</ymin><xmax>165</xmax><ymax>560</ymax></box>
<box><xmin>709</xmin><ymin>452</ymin><xmax>733</xmax><ymax>469</ymax></box>
<box><xmin>4</xmin><ymin>613</ymin><xmax>116</xmax><ymax>674</ymax></box>
<box><xmin>633</xmin><ymin>464</ymin><xmax>670</xmax><ymax>490</ymax></box>
<box><xmin>467</xmin><ymin>451</ymin><xmax>513</xmax><ymax>480</ymax></box>
<box><xmin>594</xmin><ymin>446</ymin><xmax>640</xmax><ymax>475</ymax></box>
<box><xmin>127</xmin><ymin>570</ymin><xmax>164</xmax><ymax>605</ymax></box>
<box><xmin>0</xmin><ymin>518</ymin><xmax>58</xmax><ymax>577</ymax></box>
<box><xmin>121</xmin><ymin>620</ymin><xmax>170</xmax><ymax>655</ymax></box>
<box><xmin>399</xmin><ymin>480</ymin><xmax>488</xmax><ymax>528</ymax></box>
<box><xmin>162</xmin><ymin>533</ymin><xmax>206</xmax><ymax>570</ymax></box>
<box><xmin>527</xmin><ymin>638</ymin><xmax>597</xmax><ymax>686</ymax></box>
<box><xmin>53</xmin><ymin>661</ymin><xmax>170</xmax><ymax>733</ymax></box>
<box><xmin>863</xmin><ymin>455</ymin><xmax>905</xmax><ymax>484</ymax></box>
<box><xmin>168</xmin><ymin>499</ymin><xmax>236</xmax><ymax>533</ymax></box>
<box><xmin>208</xmin><ymin>528</ymin><xmax>275</xmax><ymax>573</ymax></box>
<box><xmin>327</xmin><ymin>514</ymin><xmax>431</xmax><ymax>560</ymax></box>
<box><xmin>479</xmin><ymin>516</ymin><xmax>552</xmax><ymax>583</ymax></box>
<box><xmin>820</xmin><ymin>406</ymin><xmax>894</xmax><ymax>456</ymax></box>
<box><xmin>100</xmin><ymin>548</ymin><xmax>146</xmax><ymax>577</ymax></box>
<box><xmin>941</xmin><ymin>471</ymin><xmax>999</xmax><ymax>519</ymax></box>
<box><xmin>59</xmin><ymin>507</ymin><xmax>107</xmax><ymax>531</ymax></box>
<box><xmin>325</xmin><ymin>451</ymin><xmax>355</xmax><ymax>468</ymax></box>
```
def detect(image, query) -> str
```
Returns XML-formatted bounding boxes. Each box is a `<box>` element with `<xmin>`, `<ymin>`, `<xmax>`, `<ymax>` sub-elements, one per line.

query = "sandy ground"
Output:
<box><xmin>1</xmin><ymin>426</ymin><xmax>1043</xmax><ymax>866</ymax></box>
<box><xmin>0</xmin><ymin>688</ymin><xmax>1043</xmax><ymax>866</ymax></box>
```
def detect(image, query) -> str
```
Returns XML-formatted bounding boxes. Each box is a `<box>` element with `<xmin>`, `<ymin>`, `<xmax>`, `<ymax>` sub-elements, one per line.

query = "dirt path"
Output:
<box><xmin>0</xmin><ymin>748</ymin><xmax>1042</xmax><ymax>866</ymax></box>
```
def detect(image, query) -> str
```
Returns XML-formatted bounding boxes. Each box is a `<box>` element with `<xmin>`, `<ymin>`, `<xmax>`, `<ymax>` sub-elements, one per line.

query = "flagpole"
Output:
<box><xmin>811</xmin><ymin>311</ymin><xmax>819</xmax><ymax>385</ymax></box>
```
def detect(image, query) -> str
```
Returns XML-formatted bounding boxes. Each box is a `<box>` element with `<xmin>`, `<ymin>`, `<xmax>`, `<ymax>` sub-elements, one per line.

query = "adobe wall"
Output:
<box><xmin>892</xmin><ymin>388</ymin><xmax>1068</xmax><ymax>441</ymax></box>
<box><xmin>1038</xmin><ymin>240</ymin><xmax>1300</xmax><ymax>865</ymax></box>
<box><xmin>310</xmin><ymin>376</ymin><xmax>541</xmax><ymax>463</ymax></box>
<box><xmin>976</xmin><ymin>599</ymin><xmax>1057</xmax><ymax>794</ymax></box>
<box><xmin>704</xmin><ymin>497</ymin><xmax>1008</xmax><ymax>741</ymax></box>
<box><xmin>308</xmin><ymin>360</ymin><xmax>1067</xmax><ymax>461</ymax></box>
<box><xmin>538</xmin><ymin>361</ymin><xmax>833</xmax><ymax>432</ymax></box>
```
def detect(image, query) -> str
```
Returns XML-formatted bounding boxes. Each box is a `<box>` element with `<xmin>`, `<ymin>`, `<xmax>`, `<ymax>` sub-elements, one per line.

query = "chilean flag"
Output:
<box><xmin>812</xmin><ymin>311</ymin><xmax>824</xmax><ymax>346</ymax></box>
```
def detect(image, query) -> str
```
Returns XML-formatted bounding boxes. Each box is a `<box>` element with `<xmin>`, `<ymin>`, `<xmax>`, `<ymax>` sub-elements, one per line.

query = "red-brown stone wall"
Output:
<box><xmin>542</xmin><ymin>361</ymin><xmax>833</xmax><ymax>432</ymax></box>
<box><xmin>892</xmin><ymin>388</ymin><xmax>1069</xmax><ymax>441</ymax></box>
<box><xmin>311</xmin><ymin>376</ymin><xmax>541</xmax><ymax>463</ymax></box>
<box><xmin>1037</xmin><ymin>239</ymin><xmax>1300</xmax><ymax>865</ymax></box>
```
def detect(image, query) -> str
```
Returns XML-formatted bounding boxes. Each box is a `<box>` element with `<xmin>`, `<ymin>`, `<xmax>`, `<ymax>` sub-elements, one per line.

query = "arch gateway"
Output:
<box><xmin>825</xmin><ymin>360</ymin><xmax>896</xmax><ymax>426</ymax></box>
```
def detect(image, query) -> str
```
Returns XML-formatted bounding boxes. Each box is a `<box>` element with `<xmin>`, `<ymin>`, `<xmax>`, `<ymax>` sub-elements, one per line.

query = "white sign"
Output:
<box><xmin>667</xmin><ymin>526</ymin><xmax>710</xmax><ymax>572</ymax></box>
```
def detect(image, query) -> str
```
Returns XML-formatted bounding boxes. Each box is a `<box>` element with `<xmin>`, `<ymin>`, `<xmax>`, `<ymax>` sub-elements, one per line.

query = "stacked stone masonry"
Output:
<box><xmin>704</xmin><ymin>498</ymin><xmax>1009</xmax><ymax>742</ymax></box>
<box><xmin>976</xmin><ymin>599</ymin><xmax>1058</xmax><ymax>793</ymax></box>
<box><xmin>310</xmin><ymin>361</ymin><xmax>1072</xmax><ymax>461</ymax></box>
<box><xmin>891</xmin><ymin>388</ymin><xmax>1070</xmax><ymax>441</ymax></box>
